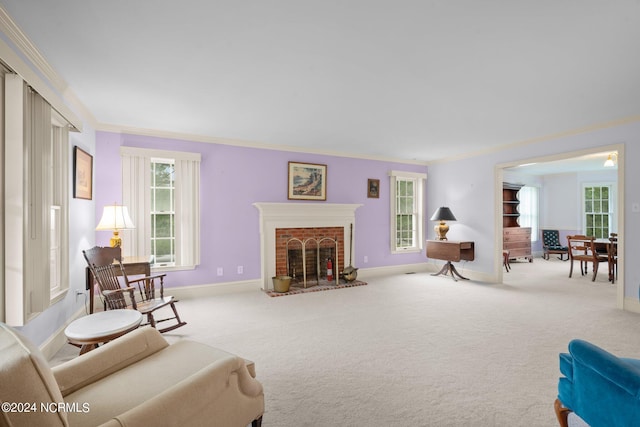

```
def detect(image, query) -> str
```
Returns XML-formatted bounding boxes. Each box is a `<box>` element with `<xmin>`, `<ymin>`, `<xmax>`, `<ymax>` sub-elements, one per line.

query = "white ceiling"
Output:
<box><xmin>1</xmin><ymin>1</ymin><xmax>639</xmax><ymax>163</ymax></box>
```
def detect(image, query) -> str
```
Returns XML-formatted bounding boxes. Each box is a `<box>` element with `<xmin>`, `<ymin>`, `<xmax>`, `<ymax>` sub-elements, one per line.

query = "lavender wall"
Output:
<box><xmin>95</xmin><ymin>132</ymin><xmax>428</xmax><ymax>288</ymax></box>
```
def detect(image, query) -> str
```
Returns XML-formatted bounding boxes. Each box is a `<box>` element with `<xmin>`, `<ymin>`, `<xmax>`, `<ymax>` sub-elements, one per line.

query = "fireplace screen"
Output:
<box><xmin>275</xmin><ymin>227</ymin><xmax>344</xmax><ymax>288</ymax></box>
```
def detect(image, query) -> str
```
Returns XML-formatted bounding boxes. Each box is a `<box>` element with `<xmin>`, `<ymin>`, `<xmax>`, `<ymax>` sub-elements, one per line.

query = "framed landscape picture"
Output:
<box><xmin>73</xmin><ymin>146</ymin><xmax>93</xmax><ymax>200</ymax></box>
<box><xmin>288</xmin><ymin>161</ymin><xmax>327</xmax><ymax>200</ymax></box>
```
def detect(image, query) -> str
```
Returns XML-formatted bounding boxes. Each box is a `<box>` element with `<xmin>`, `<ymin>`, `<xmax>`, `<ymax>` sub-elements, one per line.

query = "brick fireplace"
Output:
<box><xmin>254</xmin><ymin>203</ymin><xmax>362</xmax><ymax>290</ymax></box>
<box><xmin>276</xmin><ymin>227</ymin><xmax>344</xmax><ymax>286</ymax></box>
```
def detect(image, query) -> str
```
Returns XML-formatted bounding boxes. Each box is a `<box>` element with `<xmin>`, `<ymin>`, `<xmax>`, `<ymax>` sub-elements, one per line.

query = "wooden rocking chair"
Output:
<box><xmin>83</xmin><ymin>246</ymin><xmax>186</xmax><ymax>333</ymax></box>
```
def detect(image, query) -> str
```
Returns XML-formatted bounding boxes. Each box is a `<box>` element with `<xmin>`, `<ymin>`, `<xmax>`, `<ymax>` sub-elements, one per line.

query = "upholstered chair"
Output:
<box><xmin>542</xmin><ymin>229</ymin><xmax>568</xmax><ymax>260</ymax></box>
<box><xmin>555</xmin><ymin>339</ymin><xmax>640</xmax><ymax>427</ymax></box>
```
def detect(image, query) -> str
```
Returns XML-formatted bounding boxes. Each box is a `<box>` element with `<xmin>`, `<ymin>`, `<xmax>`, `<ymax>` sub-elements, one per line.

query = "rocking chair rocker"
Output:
<box><xmin>83</xmin><ymin>246</ymin><xmax>186</xmax><ymax>333</ymax></box>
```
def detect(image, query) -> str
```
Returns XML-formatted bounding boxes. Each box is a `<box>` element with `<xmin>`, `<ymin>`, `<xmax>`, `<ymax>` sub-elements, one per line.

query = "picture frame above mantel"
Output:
<box><xmin>288</xmin><ymin>161</ymin><xmax>327</xmax><ymax>201</ymax></box>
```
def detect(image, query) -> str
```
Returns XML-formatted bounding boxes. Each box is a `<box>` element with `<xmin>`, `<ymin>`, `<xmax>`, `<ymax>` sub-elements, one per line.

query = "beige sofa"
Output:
<box><xmin>0</xmin><ymin>322</ymin><xmax>264</xmax><ymax>426</ymax></box>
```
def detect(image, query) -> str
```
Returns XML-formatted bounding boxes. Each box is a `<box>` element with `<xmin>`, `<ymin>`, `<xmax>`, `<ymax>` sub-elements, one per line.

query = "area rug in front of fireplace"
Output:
<box><xmin>265</xmin><ymin>280</ymin><xmax>367</xmax><ymax>297</ymax></box>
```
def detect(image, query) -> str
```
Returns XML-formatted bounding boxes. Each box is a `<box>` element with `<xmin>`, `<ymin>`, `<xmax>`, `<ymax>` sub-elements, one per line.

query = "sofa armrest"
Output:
<box><xmin>559</xmin><ymin>339</ymin><xmax>640</xmax><ymax>427</ymax></box>
<box><xmin>569</xmin><ymin>339</ymin><xmax>640</xmax><ymax>397</ymax></box>
<box><xmin>98</xmin><ymin>355</ymin><xmax>264</xmax><ymax>427</ymax></box>
<box><xmin>53</xmin><ymin>326</ymin><xmax>169</xmax><ymax>396</ymax></box>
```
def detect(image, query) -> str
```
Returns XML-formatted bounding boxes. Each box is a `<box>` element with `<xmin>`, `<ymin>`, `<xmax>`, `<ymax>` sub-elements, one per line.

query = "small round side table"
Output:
<box><xmin>65</xmin><ymin>309</ymin><xmax>143</xmax><ymax>355</ymax></box>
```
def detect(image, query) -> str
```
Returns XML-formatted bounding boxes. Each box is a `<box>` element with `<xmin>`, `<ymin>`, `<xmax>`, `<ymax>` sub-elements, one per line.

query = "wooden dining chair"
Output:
<box><xmin>566</xmin><ymin>235</ymin><xmax>608</xmax><ymax>282</ymax></box>
<box><xmin>83</xmin><ymin>246</ymin><xmax>187</xmax><ymax>333</ymax></box>
<box><xmin>608</xmin><ymin>236</ymin><xmax>618</xmax><ymax>283</ymax></box>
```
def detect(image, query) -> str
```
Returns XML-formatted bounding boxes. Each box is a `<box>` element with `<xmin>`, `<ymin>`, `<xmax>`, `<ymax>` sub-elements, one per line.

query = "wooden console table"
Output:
<box><xmin>426</xmin><ymin>240</ymin><xmax>475</xmax><ymax>281</ymax></box>
<box><xmin>86</xmin><ymin>256</ymin><xmax>151</xmax><ymax>314</ymax></box>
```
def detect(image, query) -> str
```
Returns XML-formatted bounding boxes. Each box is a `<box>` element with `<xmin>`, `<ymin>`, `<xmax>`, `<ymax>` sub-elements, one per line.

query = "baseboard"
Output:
<box><xmin>356</xmin><ymin>262</ymin><xmax>495</xmax><ymax>283</ymax></box>
<box><xmin>356</xmin><ymin>262</ymin><xmax>431</xmax><ymax>279</ymax></box>
<box><xmin>40</xmin><ymin>306</ymin><xmax>85</xmax><ymax>361</ymax></box>
<box><xmin>167</xmin><ymin>279</ymin><xmax>263</xmax><ymax>300</ymax></box>
<box><xmin>623</xmin><ymin>296</ymin><xmax>640</xmax><ymax>314</ymax></box>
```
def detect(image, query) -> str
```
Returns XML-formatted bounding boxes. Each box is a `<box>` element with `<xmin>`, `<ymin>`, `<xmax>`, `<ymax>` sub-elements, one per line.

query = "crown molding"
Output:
<box><xmin>96</xmin><ymin>122</ymin><xmax>429</xmax><ymax>166</ymax></box>
<box><xmin>427</xmin><ymin>115</ymin><xmax>640</xmax><ymax>166</ymax></box>
<box><xmin>0</xmin><ymin>7</ymin><xmax>67</xmax><ymax>93</ymax></box>
<box><xmin>0</xmin><ymin>6</ymin><xmax>84</xmax><ymax>131</ymax></box>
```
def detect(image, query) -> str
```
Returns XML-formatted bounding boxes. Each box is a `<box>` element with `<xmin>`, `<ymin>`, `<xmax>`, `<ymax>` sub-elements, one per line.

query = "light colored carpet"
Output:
<box><xmin>52</xmin><ymin>258</ymin><xmax>636</xmax><ymax>426</ymax></box>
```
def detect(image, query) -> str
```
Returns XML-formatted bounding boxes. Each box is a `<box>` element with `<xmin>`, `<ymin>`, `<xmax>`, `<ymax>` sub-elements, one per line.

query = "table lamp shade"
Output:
<box><xmin>430</xmin><ymin>207</ymin><xmax>456</xmax><ymax>241</ymax></box>
<box><xmin>96</xmin><ymin>204</ymin><xmax>135</xmax><ymax>247</ymax></box>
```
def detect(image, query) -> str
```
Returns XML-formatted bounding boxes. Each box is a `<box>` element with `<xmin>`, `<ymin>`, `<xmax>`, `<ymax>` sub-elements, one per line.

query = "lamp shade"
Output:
<box><xmin>430</xmin><ymin>207</ymin><xmax>457</xmax><ymax>222</ymax></box>
<box><xmin>96</xmin><ymin>204</ymin><xmax>135</xmax><ymax>231</ymax></box>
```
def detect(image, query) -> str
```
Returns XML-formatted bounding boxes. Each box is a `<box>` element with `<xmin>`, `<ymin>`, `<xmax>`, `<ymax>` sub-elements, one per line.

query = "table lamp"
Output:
<box><xmin>96</xmin><ymin>204</ymin><xmax>135</xmax><ymax>248</ymax></box>
<box><xmin>430</xmin><ymin>207</ymin><xmax>457</xmax><ymax>241</ymax></box>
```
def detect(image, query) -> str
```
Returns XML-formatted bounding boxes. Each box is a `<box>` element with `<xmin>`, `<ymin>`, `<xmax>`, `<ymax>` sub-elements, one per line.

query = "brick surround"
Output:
<box><xmin>275</xmin><ymin>227</ymin><xmax>344</xmax><ymax>279</ymax></box>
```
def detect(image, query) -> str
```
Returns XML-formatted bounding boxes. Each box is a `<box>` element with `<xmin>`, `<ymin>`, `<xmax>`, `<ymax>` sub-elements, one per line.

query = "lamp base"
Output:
<box><xmin>434</xmin><ymin>221</ymin><xmax>449</xmax><ymax>241</ymax></box>
<box><xmin>109</xmin><ymin>231</ymin><xmax>122</xmax><ymax>248</ymax></box>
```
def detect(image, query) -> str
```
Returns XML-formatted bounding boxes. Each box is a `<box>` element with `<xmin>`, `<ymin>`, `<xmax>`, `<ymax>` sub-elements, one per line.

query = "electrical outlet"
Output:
<box><xmin>237</xmin><ymin>265</ymin><xmax>243</xmax><ymax>274</ymax></box>
<box><xmin>217</xmin><ymin>267</ymin><xmax>223</xmax><ymax>276</ymax></box>
<box><xmin>363</xmin><ymin>255</ymin><xmax>368</xmax><ymax>263</ymax></box>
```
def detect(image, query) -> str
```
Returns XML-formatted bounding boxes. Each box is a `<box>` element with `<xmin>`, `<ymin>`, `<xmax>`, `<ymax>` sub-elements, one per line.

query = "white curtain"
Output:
<box><xmin>121</xmin><ymin>150</ymin><xmax>151</xmax><ymax>258</ymax></box>
<box><xmin>519</xmin><ymin>186</ymin><xmax>539</xmax><ymax>242</ymax></box>
<box><xmin>121</xmin><ymin>147</ymin><xmax>200</xmax><ymax>267</ymax></box>
<box><xmin>174</xmin><ymin>157</ymin><xmax>200</xmax><ymax>267</ymax></box>
<box><xmin>24</xmin><ymin>85</ymin><xmax>53</xmax><ymax>315</ymax></box>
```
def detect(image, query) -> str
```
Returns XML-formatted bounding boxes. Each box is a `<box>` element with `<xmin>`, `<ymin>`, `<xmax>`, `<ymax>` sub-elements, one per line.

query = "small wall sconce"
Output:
<box><xmin>604</xmin><ymin>153</ymin><xmax>618</xmax><ymax>167</ymax></box>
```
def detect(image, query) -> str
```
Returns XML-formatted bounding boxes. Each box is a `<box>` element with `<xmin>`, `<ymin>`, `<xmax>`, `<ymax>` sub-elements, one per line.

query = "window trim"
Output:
<box><xmin>121</xmin><ymin>146</ymin><xmax>201</xmax><ymax>272</ymax></box>
<box><xmin>582</xmin><ymin>182</ymin><xmax>616</xmax><ymax>238</ymax></box>
<box><xmin>150</xmin><ymin>158</ymin><xmax>176</xmax><ymax>268</ymax></box>
<box><xmin>389</xmin><ymin>170</ymin><xmax>426</xmax><ymax>254</ymax></box>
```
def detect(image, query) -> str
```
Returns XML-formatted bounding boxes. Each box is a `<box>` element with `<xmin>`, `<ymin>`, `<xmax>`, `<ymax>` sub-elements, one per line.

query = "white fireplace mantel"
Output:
<box><xmin>254</xmin><ymin>203</ymin><xmax>362</xmax><ymax>290</ymax></box>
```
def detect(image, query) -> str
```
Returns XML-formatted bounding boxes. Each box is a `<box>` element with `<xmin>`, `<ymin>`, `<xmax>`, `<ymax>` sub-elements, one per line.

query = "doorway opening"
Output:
<box><xmin>495</xmin><ymin>144</ymin><xmax>624</xmax><ymax>309</ymax></box>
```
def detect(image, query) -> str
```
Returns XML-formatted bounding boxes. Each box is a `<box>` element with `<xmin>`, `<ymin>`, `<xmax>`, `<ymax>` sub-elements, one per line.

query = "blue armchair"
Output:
<box><xmin>555</xmin><ymin>339</ymin><xmax>640</xmax><ymax>427</ymax></box>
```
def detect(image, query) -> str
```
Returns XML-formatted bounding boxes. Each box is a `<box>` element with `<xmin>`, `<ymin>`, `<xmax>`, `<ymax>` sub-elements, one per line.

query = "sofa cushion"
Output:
<box><xmin>53</xmin><ymin>326</ymin><xmax>169</xmax><ymax>396</ymax></box>
<box><xmin>63</xmin><ymin>340</ymin><xmax>250</xmax><ymax>426</ymax></box>
<box><xmin>0</xmin><ymin>322</ymin><xmax>68</xmax><ymax>427</ymax></box>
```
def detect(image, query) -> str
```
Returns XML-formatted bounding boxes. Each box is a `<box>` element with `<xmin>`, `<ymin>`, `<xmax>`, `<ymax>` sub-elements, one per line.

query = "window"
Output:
<box><xmin>518</xmin><ymin>186</ymin><xmax>539</xmax><ymax>242</ymax></box>
<box><xmin>121</xmin><ymin>147</ymin><xmax>200</xmax><ymax>270</ymax></box>
<box><xmin>150</xmin><ymin>159</ymin><xmax>176</xmax><ymax>266</ymax></box>
<box><xmin>4</xmin><ymin>75</ymin><xmax>70</xmax><ymax>325</ymax></box>
<box><xmin>583</xmin><ymin>184</ymin><xmax>614</xmax><ymax>238</ymax></box>
<box><xmin>389</xmin><ymin>171</ymin><xmax>426</xmax><ymax>253</ymax></box>
<box><xmin>49</xmin><ymin>123</ymin><xmax>69</xmax><ymax>298</ymax></box>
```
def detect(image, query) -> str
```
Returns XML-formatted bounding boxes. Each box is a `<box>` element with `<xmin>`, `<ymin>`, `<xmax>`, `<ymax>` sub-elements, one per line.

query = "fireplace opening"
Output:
<box><xmin>276</xmin><ymin>227</ymin><xmax>344</xmax><ymax>288</ymax></box>
<box><xmin>286</xmin><ymin>239</ymin><xmax>337</xmax><ymax>287</ymax></box>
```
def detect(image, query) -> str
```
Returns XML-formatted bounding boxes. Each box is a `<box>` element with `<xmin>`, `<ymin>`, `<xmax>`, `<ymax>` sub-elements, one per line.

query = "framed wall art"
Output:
<box><xmin>288</xmin><ymin>161</ymin><xmax>327</xmax><ymax>200</ymax></box>
<box><xmin>73</xmin><ymin>146</ymin><xmax>93</xmax><ymax>200</ymax></box>
<box><xmin>367</xmin><ymin>178</ymin><xmax>380</xmax><ymax>198</ymax></box>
